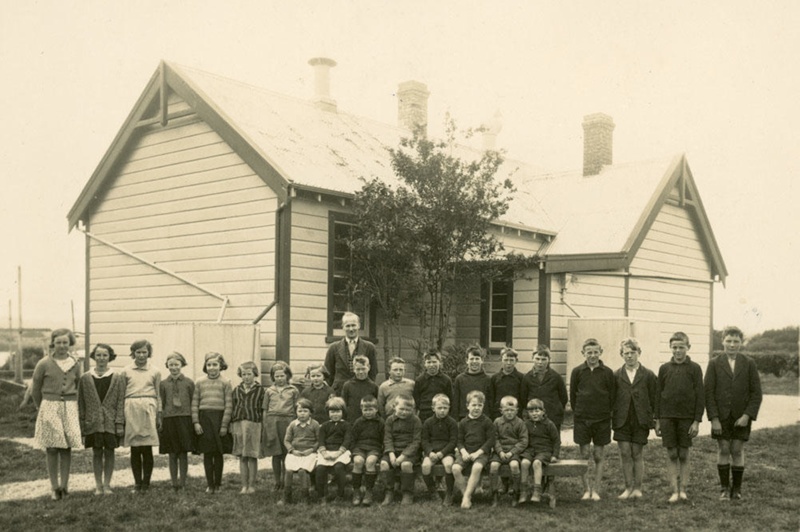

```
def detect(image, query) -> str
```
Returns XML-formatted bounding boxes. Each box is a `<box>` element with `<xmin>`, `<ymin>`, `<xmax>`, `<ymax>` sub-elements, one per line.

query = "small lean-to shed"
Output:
<box><xmin>68</xmin><ymin>60</ymin><xmax>726</xmax><ymax>380</ymax></box>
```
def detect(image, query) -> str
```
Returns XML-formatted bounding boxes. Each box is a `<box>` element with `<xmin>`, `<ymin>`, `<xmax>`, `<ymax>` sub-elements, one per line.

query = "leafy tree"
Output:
<box><xmin>350</xmin><ymin>117</ymin><xmax>518</xmax><ymax>369</ymax></box>
<box><xmin>746</xmin><ymin>326</ymin><xmax>799</xmax><ymax>354</ymax></box>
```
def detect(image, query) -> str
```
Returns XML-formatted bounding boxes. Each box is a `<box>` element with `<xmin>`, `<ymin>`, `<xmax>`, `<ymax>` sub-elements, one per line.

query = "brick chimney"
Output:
<box><xmin>397</xmin><ymin>80</ymin><xmax>430</xmax><ymax>136</ymax></box>
<box><xmin>308</xmin><ymin>57</ymin><xmax>337</xmax><ymax>112</ymax></box>
<box><xmin>582</xmin><ymin>113</ymin><xmax>615</xmax><ymax>176</ymax></box>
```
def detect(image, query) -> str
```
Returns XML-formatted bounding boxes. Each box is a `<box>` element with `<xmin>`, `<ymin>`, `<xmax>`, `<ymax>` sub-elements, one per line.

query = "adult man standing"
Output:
<box><xmin>324</xmin><ymin>312</ymin><xmax>378</xmax><ymax>394</ymax></box>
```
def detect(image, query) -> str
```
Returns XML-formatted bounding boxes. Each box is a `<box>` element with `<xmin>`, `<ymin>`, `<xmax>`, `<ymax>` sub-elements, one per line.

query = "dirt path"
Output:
<box><xmin>1</xmin><ymin>395</ymin><xmax>796</xmax><ymax>502</ymax></box>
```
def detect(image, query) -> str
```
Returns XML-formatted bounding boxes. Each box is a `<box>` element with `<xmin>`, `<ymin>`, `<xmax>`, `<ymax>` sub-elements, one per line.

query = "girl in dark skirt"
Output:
<box><xmin>78</xmin><ymin>343</ymin><xmax>126</xmax><ymax>495</ymax></box>
<box><xmin>192</xmin><ymin>352</ymin><xmax>233</xmax><ymax>493</ymax></box>
<box><xmin>160</xmin><ymin>352</ymin><xmax>196</xmax><ymax>491</ymax></box>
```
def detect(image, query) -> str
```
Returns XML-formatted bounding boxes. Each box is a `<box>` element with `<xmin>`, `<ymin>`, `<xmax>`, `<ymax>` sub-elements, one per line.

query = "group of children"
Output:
<box><xmin>34</xmin><ymin>325</ymin><xmax>762</xmax><ymax>507</ymax></box>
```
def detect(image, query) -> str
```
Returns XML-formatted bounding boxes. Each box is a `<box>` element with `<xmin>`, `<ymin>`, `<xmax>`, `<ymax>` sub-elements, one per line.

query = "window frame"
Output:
<box><xmin>480</xmin><ymin>278</ymin><xmax>514</xmax><ymax>353</ymax></box>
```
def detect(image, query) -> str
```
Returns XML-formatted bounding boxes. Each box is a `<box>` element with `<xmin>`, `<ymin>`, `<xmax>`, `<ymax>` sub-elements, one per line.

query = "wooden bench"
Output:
<box><xmin>430</xmin><ymin>459</ymin><xmax>588</xmax><ymax>508</ymax></box>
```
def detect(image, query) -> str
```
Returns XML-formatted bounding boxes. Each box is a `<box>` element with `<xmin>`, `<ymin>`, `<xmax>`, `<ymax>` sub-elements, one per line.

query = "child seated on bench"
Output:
<box><xmin>421</xmin><ymin>393</ymin><xmax>458</xmax><ymax>505</ymax></box>
<box><xmin>452</xmin><ymin>390</ymin><xmax>496</xmax><ymax>509</ymax></box>
<box><xmin>490</xmin><ymin>396</ymin><xmax>527</xmax><ymax>507</ymax></box>
<box><xmin>520</xmin><ymin>398</ymin><xmax>561</xmax><ymax>503</ymax></box>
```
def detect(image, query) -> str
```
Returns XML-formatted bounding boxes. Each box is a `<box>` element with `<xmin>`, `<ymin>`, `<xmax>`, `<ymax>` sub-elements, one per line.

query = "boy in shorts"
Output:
<box><xmin>421</xmin><ymin>393</ymin><xmax>458</xmax><ymax>505</ymax></box>
<box><xmin>704</xmin><ymin>326</ymin><xmax>762</xmax><ymax>501</ymax></box>
<box><xmin>380</xmin><ymin>395</ymin><xmax>422</xmax><ymax>505</ymax></box>
<box><xmin>569</xmin><ymin>338</ymin><xmax>615</xmax><ymax>501</ymax></box>
<box><xmin>350</xmin><ymin>395</ymin><xmax>384</xmax><ymax>506</ymax></box>
<box><xmin>414</xmin><ymin>350</ymin><xmax>453</xmax><ymax>422</ymax></box>
<box><xmin>452</xmin><ymin>390</ymin><xmax>496</xmax><ymax>509</ymax></box>
<box><xmin>519</xmin><ymin>398</ymin><xmax>560</xmax><ymax>503</ymax></box>
<box><xmin>655</xmin><ymin>331</ymin><xmax>704</xmax><ymax>503</ymax></box>
<box><xmin>490</xmin><ymin>396</ymin><xmax>527</xmax><ymax>507</ymax></box>
<box><xmin>613</xmin><ymin>338</ymin><xmax>657</xmax><ymax>500</ymax></box>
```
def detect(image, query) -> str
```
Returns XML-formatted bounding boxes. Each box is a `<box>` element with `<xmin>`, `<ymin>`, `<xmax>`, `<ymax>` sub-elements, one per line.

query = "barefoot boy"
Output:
<box><xmin>705</xmin><ymin>326</ymin><xmax>762</xmax><ymax>501</ymax></box>
<box><xmin>654</xmin><ymin>331</ymin><xmax>704</xmax><ymax>503</ymax></box>
<box><xmin>569</xmin><ymin>338</ymin><xmax>615</xmax><ymax>501</ymax></box>
<box><xmin>452</xmin><ymin>390</ymin><xmax>496</xmax><ymax>509</ymax></box>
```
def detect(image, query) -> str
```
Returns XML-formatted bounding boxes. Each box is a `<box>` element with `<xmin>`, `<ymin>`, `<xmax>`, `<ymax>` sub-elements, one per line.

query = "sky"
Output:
<box><xmin>0</xmin><ymin>1</ymin><xmax>797</xmax><ymax>336</ymax></box>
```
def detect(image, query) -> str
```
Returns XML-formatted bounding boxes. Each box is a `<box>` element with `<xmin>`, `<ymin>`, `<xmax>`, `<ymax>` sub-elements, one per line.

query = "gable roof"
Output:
<box><xmin>68</xmin><ymin>61</ymin><xmax>726</xmax><ymax>281</ymax></box>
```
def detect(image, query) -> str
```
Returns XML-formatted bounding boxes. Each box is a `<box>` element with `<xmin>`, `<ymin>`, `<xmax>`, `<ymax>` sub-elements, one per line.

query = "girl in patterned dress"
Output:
<box><xmin>78</xmin><ymin>343</ymin><xmax>126</xmax><ymax>495</ymax></box>
<box><xmin>31</xmin><ymin>328</ymin><xmax>83</xmax><ymax>500</ymax></box>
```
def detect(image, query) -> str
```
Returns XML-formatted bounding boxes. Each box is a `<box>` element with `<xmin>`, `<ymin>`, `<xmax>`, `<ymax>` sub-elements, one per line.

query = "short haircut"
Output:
<box><xmin>722</xmin><ymin>326</ymin><xmax>745</xmax><ymax>340</ymax></box>
<box><xmin>526</xmin><ymin>398</ymin><xmax>545</xmax><ymax>411</ymax></box>
<box><xmin>50</xmin><ymin>329</ymin><xmax>77</xmax><ymax>348</ymax></box>
<box><xmin>270</xmin><ymin>361</ymin><xmax>292</xmax><ymax>381</ymax></box>
<box><xmin>237</xmin><ymin>360</ymin><xmax>259</xmax><ymax>378</ymax></box>
<box><xmin>90</xmin><ymin>343</ymin><xmax>116</xmax><ymax>362</ymax></box>
<box><xmin>669</xmin><ymin>332</ymin><xmax>691</xmax><ymax>346</ymax></box>
<box><xmin>352</xmin><ymin>355</ymin><xmax>370</xmax><ymax>367</ymax></box>
<box><xmin>130</xmin><ymin>339</ymin><xmax>152</xmax><ymax>357</ymax></box>
<box><xmin>466</xmin><ymin>390</ymin><xmax>485</xmax><ymax>405</ymax></box>
<box><xmin>164</xmin><ymin>351</ymin><xmax>187</xmax><ymax>368</ymax></box>
<box><xmin>500</xmin><ymin>395</ymin><xmax>518</xmax><ymax>409</ymax></box>
<box><xmin>341</xmin><ymin>311</ymin><xmax>361</xmax><ymax>326</ymax></box>
<box><xmin>533</xmin><ymin>345</ymin><xmax>551</xmax><ymax>359</ymax></box>
<box><xmin>619</xmin><ymin>337</ymin><xmax>641</xmax><ymax>354</ymax></box>
<box><xmin>389</xmin><ymin>357</ymin><xmax>406</xmax><ymax>367</ymax></box>
<box><xmin>500</xmin><ymin>347</ymin><xmax>519</xmax><ymax>359</ymax></box>
<box><xmin>394</xmin><ymin>394</ymin><xmax>415</xmax><ymax>409</ymax></box>
<box><xmin>423</xmin><ymin>350</ymin><xmax>442</xmax><ymax>362</ymax></box>
<box><xmin>431</xmin><ymin>393</ymin><xmax>450</xmax><ymax>407</ymax></box>
<box><xmin>360</xmin><ymin>395</ymin><xmax>378</xmax><ymax>408</ymax></box>
<box><xmin>326</xmin><ymin>396</ymin><xmax>346</xmax><ymax>412</ymax></box>
<box><xmin>581</xmin><ymin>338</ymin><xmax>602</xmax><ymax>351</ymax></box>
<box><xmin>305</xmin><ymin>364</ymin><xmax>326</xmax><ymax>379</ymax></box>
<box><xmin>202</xmin><ymin>352</ymin><xmax>228</xmax><ymax>373</ymax></box>
<box><xmin>466</xmin><ymin>345</ymin><xmax>484</xmax><ymax>359</ymax></box>
<box><xmin>296</xmin><ymin>397</ymin><xmax>314</xmax><ymax>413</ymax></box>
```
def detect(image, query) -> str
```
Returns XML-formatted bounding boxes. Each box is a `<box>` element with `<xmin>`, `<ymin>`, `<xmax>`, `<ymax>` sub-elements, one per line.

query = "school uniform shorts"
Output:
<box><xmin>712</xmin><ymin>416</ymin><xmax>752</xmax><ymax>442</ymax></box>
<box><xmin>573</xmin><ymin>418</ymin><xmax>611</xmax><ymax>446</ymax></box>
<box><xmin>659</xmin><ymin>418</ymin><xmax>695</xmax><ymax>448</ymax></box>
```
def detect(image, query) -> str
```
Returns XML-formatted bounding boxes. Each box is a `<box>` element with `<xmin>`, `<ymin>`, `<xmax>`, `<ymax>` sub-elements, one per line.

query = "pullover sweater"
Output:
<box><xmin>342</xmin><ymin>378</ymin><xmax>379</xmax><ymax>422</ymax></box>
<box><xmin>490</xmin><ymin>369</ymin><xmax>524</xmax><ymax>418</ymax></box>
<box><xmin>160</xmin><ymin>374</ymin><xmax>194</xmax><ymax>418</ymax></box>
<box><xmin>299</xmin><ymin>383</ymin><xmax>335</xmax><ymax>424</ymax></box>
<box><xmin>384</xmin><ymin>414</ymin><xmax>422</xmax><ymax>456</ymax></box>
<box><xmin>569</xmin><ymin>361</ymin><xmax>615</xmax><ymax>421</ymax></box>
<box><xmin>453</xmin><ymin>371</ymin><xmax>493</xmax><ymax>420</ymax></box>
<box><xmin>525</xmin><ymin>416</ymin><xmax>561</xmax><ymax>458</ymax></box>
<box><xmin>413</xmin><ymin>372</ymin><xmax>453</xmax><ymax>421</ymax></box>
<box><xmin>422</xmin><ymin>414</ymin><xmax>459</xmax><ymax>456</ymax></box>
<box><xmin>457</xmin><ymin>414</ymin><xmax>496</xmax><ymax>455</ymax></box>
<box><xmin>655</xmin><ymin>356</ymin><xmax>705</xmax><ymax>421</ymax></box>
<box><xmin>493</xmin><ymin>415</ymin><xmax>528</xmax><ymax>455</ymax></box>
<box><xmin>285</xmin><ymin>419</ymin><xmax>320</xmax><ymax>453</ymax></box>
<box><xmin>319</xmin><ymin>419</ymin><xmax>352</xmax><ymax>450</ymax></box>
<box><xmin>377</xmin><ymin>378</ymin><xmax>415</xmax><ymax>417</ymax></box>
<box><xmin>350</xmin><ymin>416</ymin><xmax>385</xmax><ymax>452</ymax></box>
<box><xmin>192</xmin><ymin>376</ymin><xmax>233</xmax><ymax>427</ymax></box>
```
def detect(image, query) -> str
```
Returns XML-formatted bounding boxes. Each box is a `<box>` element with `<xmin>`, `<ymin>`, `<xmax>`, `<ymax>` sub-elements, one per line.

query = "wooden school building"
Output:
<box><xmin>67</xmin><ymin>59</ymin><xmax>727</xmax><ymax>379</ymax></box>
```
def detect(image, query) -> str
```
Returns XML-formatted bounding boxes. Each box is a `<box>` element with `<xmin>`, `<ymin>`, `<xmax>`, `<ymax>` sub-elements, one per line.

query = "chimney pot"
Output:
<box><xmin>308</xmin><ymin>57</ymin><xmax>337</xmax><ymax>112</ymax></box>
<box><xmin>582</xmin><ymin>113</ymin><xmax>615</xmax><ymax>176</ymax></box>
<box><xmin>397</xmin><ymin>80</ymin><xmax>430</xmax><ymax>136</ymax></box>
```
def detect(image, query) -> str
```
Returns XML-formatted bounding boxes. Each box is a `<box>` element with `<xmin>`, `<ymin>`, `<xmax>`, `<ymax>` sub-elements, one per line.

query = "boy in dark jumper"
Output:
<box><xmin>521</xmin><ymin>345</ymin><xmax>568</xmax><ymax>430</ymax></box>
<box><xmin>421</xmin><ymin>393</ymin><xmax>458</xmax><ymax>505</ymax></box>
<box><xmin>350</xmin><ymin>395</ymin><xmax>384</xmax><ymax>506</ymax></box>
<box><xmin>490</xmin><ymin>347</ymin><xmax>524</xmax><ymax>419</ymax></box>
<box><xmin>655</xmin><ymin>331</ymin><xmax>704</xmax><ymax>503</ymax></box>
<box><xmin>519</xmin><ymin>398</ymin><xmax>560</xmax><ymax>503</ymax></box>
<box><xmin>570</xmin><ymin>338</ymin><xmax>616</xmax><ymax>501</ymax></box>
<box><xmin>315</xmin><ymin>396</ymin><xmax>352</xmax><ymax>504</ymax></box>
<box><xmin>452</xmin><ymin>390</ymin><xmax>496</xmax><ymax>509</ymax></box>
<box><xmin>380</xmin><ymin>395</ymin><xmax>422</xmax><ymax>505</ymax></box>
<box><xmin>413</xmin><ymin>350</ymin><xmax>453</xmax><ymax>422</ymax></box>
<box><xmin>490</xmin><ymin>395</ymin><xmax>527</xmax><ymax>507</ymax></box>
<box><xmin>342</xmin><ymin>356</ymin><xmax>379</xmax><ymax>423</ymax></box>
<box><xmin>452</xmin><ymin>346</ymin><xmax>493</xmax><ymax>420</ymax></box>
<box><xmin>705</xmin><ymin>326</ymin><xmax>762</xmax><ymax>501</ymax></box>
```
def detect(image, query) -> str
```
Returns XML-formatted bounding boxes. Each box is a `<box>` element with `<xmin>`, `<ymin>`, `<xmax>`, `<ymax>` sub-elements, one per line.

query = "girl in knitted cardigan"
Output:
<box><xmin>78</xmin><ymin>343</ymin><xmax>126</xmax><ymax>495</ymax></box>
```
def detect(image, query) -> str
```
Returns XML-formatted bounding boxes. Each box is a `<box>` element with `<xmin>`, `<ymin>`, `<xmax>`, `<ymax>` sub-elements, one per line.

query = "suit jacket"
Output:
<box><xmin>704</xmin><ymin>354</ymin><xmax>762</xmax><ymax>422</ymax></box>
<box><xmin>520</xmin><ymin>367</ymin><xmax>568</xmax><ymax>428</ymax></box>
<box><xmin>324</xmin><ymin>337</ymin><xmax>378</xmax><ymax>393</ymax></box>
<box><xmin>612</xmin><ymin>364</ymin><xmax>657</xmax><ymax>429</ymax></box>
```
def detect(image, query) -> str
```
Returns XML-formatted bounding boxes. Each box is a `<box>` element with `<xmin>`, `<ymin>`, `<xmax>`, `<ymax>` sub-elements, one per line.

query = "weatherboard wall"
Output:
<box><xmin>86</xmin><ymin>95</ymin><xmax>279</xmax><ymax>370</ymax></box>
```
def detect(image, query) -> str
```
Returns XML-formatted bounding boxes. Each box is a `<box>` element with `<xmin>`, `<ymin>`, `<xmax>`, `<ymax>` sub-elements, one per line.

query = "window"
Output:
<box><xmin>328</xmin><ymin>213</ymin><xmax>369</xmax><ymax>338</ymax></box>
<box><xmin>481</xmin><ymin>279</ymin><xmax>514</xmax><ymax>349</ymax></box>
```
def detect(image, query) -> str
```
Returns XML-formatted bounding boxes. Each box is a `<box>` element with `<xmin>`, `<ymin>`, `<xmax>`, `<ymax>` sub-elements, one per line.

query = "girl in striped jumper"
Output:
<box><xmin>192</xmin><ymin>352</ymin><xmax>233</xmax><ymax>493</ymax></box>
<box><xmin>231</xmin><ymin>361</ymin><xmax>265</xmax><ymax>494</ymax></box>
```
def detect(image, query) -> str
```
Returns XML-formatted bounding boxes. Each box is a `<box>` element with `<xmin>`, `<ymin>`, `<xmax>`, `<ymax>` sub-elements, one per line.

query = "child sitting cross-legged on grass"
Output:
<box><xmin>315</xmin><ymin>397</ymin><xmax>352</xmax><ymax>504</ymax></box>
<box><xmin>519</xmin><ymin>398</ymin><xmax>560</xmax><ymax>504</ymax></box>
<box><xmin>380</xmin><ymin>394</ymin><xmax>422</xmax><ymax>505</ymax></box>
<box><xmin>452</xmin><ymin>390</ymin><xmax>496</xmax><ymax>509</ymax></box>
<box><xmin>490</xmin><ymin>395</ymin><xmax>527</xmax><ymax>507</ymax></box>
<box><xmin>280</xmin><ymin>398</ymin><xmax>320</xmax><ymax>505</ymax></box>
<box><xmin>421</xmin><ymin>393</ymin><xmax>458</xmax><ymax>505</ymax></box>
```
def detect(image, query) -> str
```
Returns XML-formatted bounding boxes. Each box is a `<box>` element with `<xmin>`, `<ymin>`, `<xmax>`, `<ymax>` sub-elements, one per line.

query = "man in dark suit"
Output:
<box><xmin>324</xmin><ymin>312</ymin><xmax>378</xmax><ymax>394</ymax></box>
<box><xmin>705</xmin><ymin>326</ymin><xmax>762</xmax><ymax>501</ymax></box>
